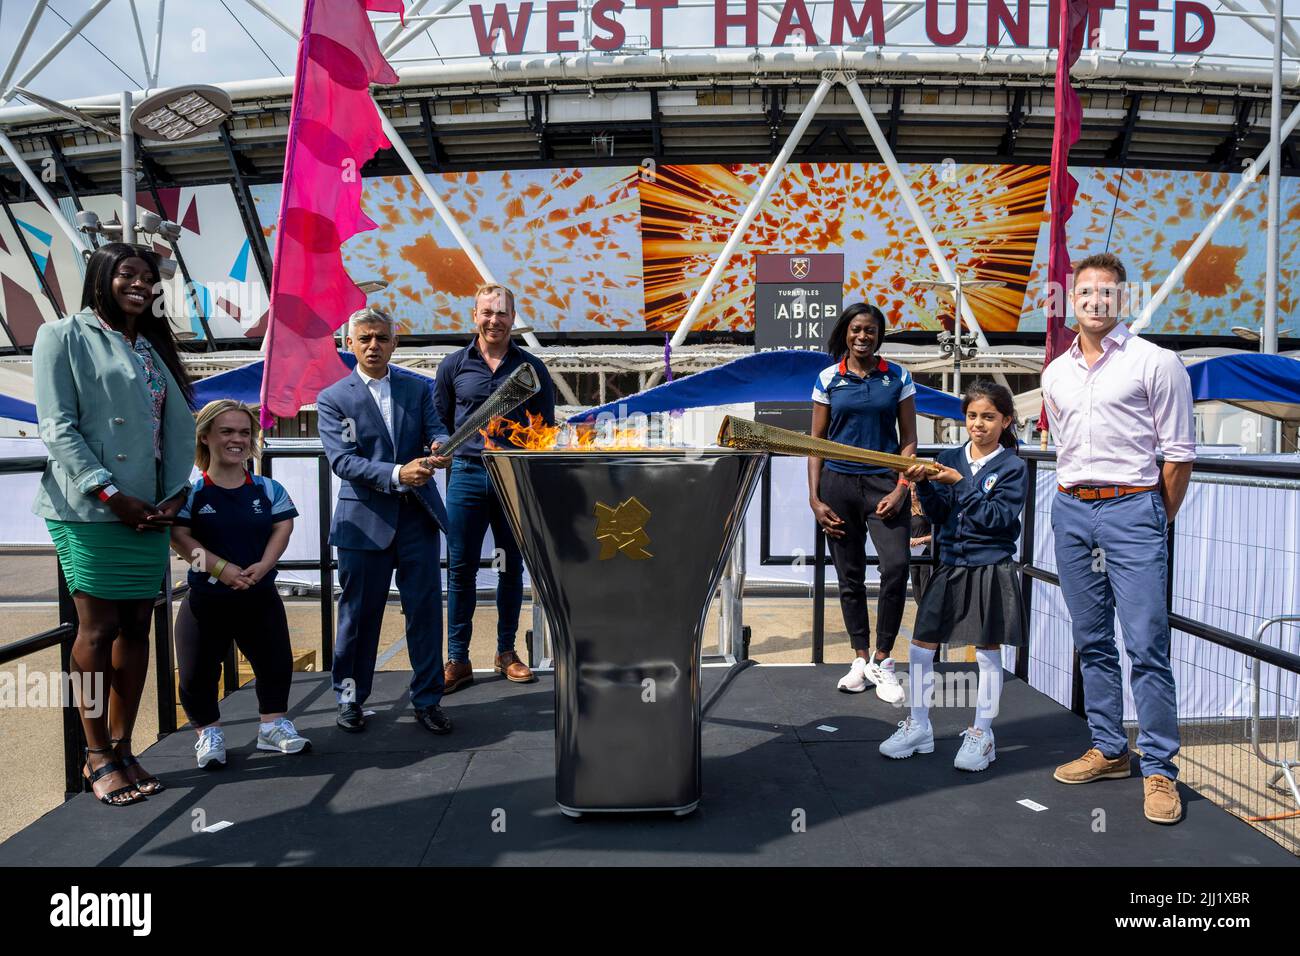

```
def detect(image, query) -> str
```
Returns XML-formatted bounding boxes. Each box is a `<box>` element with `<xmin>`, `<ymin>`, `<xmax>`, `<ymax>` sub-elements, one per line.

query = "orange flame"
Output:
<box><xmin>481</xmin><ymin>413</ymin><xmax>652</xmax><ymax>451</ymax></box>
<box><xmin>481</xmin><ymin>412</ymin><xmax>562</xmax><ymax>450</ymax></box>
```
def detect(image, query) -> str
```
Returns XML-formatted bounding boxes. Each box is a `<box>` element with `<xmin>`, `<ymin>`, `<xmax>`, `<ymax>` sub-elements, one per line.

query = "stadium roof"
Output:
<box><xmin>0</xmin><ymin>1</ymin><xmax>1297</xmax><ymax>191</ymax></box>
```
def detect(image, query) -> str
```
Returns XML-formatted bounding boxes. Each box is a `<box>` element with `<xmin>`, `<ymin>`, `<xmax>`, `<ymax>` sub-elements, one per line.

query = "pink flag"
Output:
<box><xmin>1038</xmin><ymin>0</ymin><xmax>1089</xmax><ymax>434</ymax></box>
<box><xmin>259</xmin><ymin>0</ymin><xmax>404</xmax><ymax>428</ymax></box>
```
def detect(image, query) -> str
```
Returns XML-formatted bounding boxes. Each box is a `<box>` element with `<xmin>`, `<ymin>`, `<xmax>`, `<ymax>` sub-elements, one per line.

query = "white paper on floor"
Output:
<box><xmin>1017</xmin><ymin>799</ymin><xmax>1048</xmax><ymax>812</ymax></box>
<box><xmin>201</xmin><ymin>820</ymin><xmax>234</xmax><ymax>833</ymax></box>
<box><xmin>816</xmin><ymin>724</ymin><xmax>838</xmax><ymax>733</ymax></box>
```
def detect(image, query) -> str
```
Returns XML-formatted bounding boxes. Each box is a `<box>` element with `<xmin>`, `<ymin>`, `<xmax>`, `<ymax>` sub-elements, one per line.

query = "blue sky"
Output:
<box><xmin>1</xmin><ymin>0</ymin><xmax>1289</xmax><ymax>105</ymax></box>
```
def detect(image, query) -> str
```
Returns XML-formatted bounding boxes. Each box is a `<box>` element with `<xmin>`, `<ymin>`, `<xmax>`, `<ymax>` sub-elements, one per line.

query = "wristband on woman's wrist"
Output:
<box><xmin>896</xmin><ymin>476</ymin><xmax>910</xmax><ymax>489</ymax></box>
<box><xmin>96</xmin><ymin>483</ymin><xmax>119</xmax><ymax>502</ymax></box>
<box><xmin>209</xmin><ymin>558</ymin><xmax>228</xmax><ymax>583</ymax></box>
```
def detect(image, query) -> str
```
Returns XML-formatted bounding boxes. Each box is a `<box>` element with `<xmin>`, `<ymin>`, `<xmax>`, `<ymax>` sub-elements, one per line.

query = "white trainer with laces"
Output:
<box><xmin>195</xmin><ymin>726</ymin><xmax>226</xmax><ymax>770</ymax></box>
<box><xmin>864</xmin><ymin>656</ymin><xmax>906</xmax><ymax>705</ymax></box>
<box><xmin>837</xmin><ymin>657</ymin><xmax>870</xmax><ymax>693</ymax></box>
<box><xmin>257</xmin><ymin>717</ymin><xmax>311</xmax><ymax>754</ymax></box>
<box><xmin>954</xmin><ymin>727</ymin><xmax>996</xmax><ymax>772</ymax></box>
<box><xmin>879</xmin><ymin>717</ymin><xmax>934</xmax><ymax>758</ymax></box>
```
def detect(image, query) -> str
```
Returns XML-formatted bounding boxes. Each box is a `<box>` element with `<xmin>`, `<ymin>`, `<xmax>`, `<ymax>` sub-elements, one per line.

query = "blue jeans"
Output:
<box><xmin>445</xmin><ymin>457</ymin><xmax>524</xmax><ymax>662</ymax></box>
<box><xmin>1051</xmin><ymin>489</ymin><xmax>1180</xmax><ymax>779</ymax></box>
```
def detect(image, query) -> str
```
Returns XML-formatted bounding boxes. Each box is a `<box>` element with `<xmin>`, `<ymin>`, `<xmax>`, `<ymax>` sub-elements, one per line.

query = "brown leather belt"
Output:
<box><xmin>1058</xmin><ymin>483</ymin><xmax>1157</xmax><ymax>501</ymax></box>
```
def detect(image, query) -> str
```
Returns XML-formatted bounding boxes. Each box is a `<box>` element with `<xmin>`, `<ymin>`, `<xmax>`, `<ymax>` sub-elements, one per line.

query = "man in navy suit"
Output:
<box><xmin>316</xmin><ymin>307</ymin><xmax>454</xmax><ymax>735</ymax></box>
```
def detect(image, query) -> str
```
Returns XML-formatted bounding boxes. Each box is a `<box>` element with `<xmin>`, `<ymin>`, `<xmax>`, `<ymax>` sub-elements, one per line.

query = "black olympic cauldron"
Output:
<box><xmin>482</xmin><ymin>447</ymin><xmax>765</xmax><ymax>817</ymax></box>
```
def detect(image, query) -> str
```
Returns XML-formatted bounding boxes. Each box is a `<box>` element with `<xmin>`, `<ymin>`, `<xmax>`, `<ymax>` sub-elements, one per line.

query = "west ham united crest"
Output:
<box><xmin>789</xmin><ymin>257</ymin><xmax>811</xmax><ymax>279</ymax></box>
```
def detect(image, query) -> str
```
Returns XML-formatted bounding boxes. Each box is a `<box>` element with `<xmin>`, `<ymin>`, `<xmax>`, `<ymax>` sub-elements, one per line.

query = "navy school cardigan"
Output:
<box><xmin>915</xmin><ymin>444</ymin><xmax>1028</xmax><ymax>567</ymax></box>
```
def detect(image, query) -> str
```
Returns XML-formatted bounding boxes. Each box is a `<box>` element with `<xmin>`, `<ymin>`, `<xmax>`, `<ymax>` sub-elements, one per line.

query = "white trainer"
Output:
<box><xmin>879</xmin><ymin>717</ymin><xmax>935</xmax><ymax>759</ymax></box>
<box><xmin>256</xmin><ymin>717</ymin><xmax>311</xmax><ymax>754</ymax></box>
<box><xmin>954</xmin><ymin>727</ymin><xmax>996</xmax><ymax>772</ymax></box>
<box><xmin>195</xmin><ymin>726</ymin><xmax>226</xmax><ymax>770</ymax></box>
<box><xmin>837</xmin><ymin>657</ymin><xmax>870</xmax><ymax>693</ymax></box>
<box><xmin>864</xmin><ymin>656</ymin><xmax>906</xmax><ymax>705</ymax></box>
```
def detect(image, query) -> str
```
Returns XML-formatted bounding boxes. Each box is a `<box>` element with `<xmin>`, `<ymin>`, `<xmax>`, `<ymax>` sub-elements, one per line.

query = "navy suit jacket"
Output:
<box><xmin>317</xmin><ymin>368</ymin><xmax>450</xmax><ymax>550</ymax></box>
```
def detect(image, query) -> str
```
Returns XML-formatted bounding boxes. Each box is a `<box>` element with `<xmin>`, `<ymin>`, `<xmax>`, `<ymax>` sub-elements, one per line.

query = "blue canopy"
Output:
<box><xmin>0</xmin><ymin>393</ymin><xmax>36</xmax><ymax>425</ymax></box>
<box><xmin>191</xmin><ymin>353</ymin><xmax>430</xmax><ymax>409</ymax></box>
<box><xmin>1185</xmin><ymin>352</ymin><xmax>1300</xmax><ymax>421</ymax></box>
<box><xmin>6</xmin><ymin>347</ymin><xmax>1298</xmax><ymax>426</ymax></box>
<box><xmin>570</xmin><ymin>350</ymin><xmax>964</xmax><ymax>423</ymax></box>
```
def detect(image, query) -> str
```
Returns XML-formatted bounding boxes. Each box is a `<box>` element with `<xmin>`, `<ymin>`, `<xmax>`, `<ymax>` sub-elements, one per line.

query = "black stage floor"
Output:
<box><xmin>2</xmin><ymin>664</ymin><xmax>1294</xmax><ymax>867</ymax></box>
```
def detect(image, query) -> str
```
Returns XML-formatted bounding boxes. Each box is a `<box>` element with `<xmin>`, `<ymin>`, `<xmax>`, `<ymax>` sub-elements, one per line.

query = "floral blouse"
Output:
<box><xmin>96</xmin><ymin>316</ymin><xmax>166</xmax><ymax>460</ymax></box>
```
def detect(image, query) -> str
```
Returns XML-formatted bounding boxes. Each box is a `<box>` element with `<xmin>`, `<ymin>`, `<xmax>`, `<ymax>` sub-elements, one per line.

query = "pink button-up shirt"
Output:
<box><xmin>1042</xmin><ymin>323</ymin><xmax>1195</xmax><ymax>488</ymax></box>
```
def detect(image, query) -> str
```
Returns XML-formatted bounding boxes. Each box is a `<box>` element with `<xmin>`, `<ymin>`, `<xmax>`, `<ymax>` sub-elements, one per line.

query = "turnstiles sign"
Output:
<box><xmin>754</xmin><ymin>253</ymin><xmax>844</xmax><ymax>431</ymax></box>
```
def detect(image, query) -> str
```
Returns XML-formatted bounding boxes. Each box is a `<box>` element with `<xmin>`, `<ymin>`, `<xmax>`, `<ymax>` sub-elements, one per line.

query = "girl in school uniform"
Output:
<box><xmin>880</xmin><ymin>380</ymin><xmax>1028</xmax><ymax>772</ymax></box>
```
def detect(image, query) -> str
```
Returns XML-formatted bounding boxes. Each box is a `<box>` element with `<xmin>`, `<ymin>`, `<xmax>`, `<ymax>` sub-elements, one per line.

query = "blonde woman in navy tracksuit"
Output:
<box><xmin>881</xmin><ymin>380</ymin><xmax>1027</xmax><ymax>772</ymax></box>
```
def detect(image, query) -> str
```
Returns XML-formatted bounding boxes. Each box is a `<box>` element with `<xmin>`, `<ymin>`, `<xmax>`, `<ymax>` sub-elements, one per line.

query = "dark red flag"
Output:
<box><xmin>1038</xmin><ymin>0</ymin><xmax>1090</xmax><ymax>434</ymax></box>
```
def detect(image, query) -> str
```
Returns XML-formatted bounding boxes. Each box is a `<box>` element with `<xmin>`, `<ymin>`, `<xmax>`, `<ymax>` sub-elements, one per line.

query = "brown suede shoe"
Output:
<box><xmin>1053</xmin><ymin>747</ymin><xmax>1132</xmax><ymax>784</ymax></box>
<box><xmin>443</xmin><ymin>659</ymin><xmax>474</xmax><ymax>694</ymax></box>
<box><xmin>495</xmin><ymin>650</ymin><xmax>535</xmax><ymax>683</ymax></box>
<box><xmin>1143</xmin><ymin>775</ymin><xmax>1183</xmax><ymax>825</ymax></box>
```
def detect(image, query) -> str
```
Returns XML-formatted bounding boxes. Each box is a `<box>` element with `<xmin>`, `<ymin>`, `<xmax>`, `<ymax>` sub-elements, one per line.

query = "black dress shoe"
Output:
<box><xmin>337</xmin><ymin>702</ymin><xmax>366</xmax><ymax>733</ymax></box>
<box><xmin>414</xmin><ymin>705</ymin><xmax>453</xmax><ymax>735</ymax></box>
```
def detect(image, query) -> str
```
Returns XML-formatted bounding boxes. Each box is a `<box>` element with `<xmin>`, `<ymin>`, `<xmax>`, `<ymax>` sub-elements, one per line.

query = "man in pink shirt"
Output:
<box><xmin>1041</xmin><ymin>252</ymin><xmax>1195</xmax><ymax>825</ymax></box>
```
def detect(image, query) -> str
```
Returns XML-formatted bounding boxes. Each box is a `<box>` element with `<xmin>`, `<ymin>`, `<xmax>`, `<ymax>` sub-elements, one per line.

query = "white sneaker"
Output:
<box><xmin>837</xmin><ymin>657</ymin><xmax>869</xmax><ymax>693</ymax></box>
<box><xmin>864</xmin><ymin>657</ymin><xmax>906</xmax><ymax>705</ymax></box>
<box><xmin>954</xmin><ymin>727</ymin><xmax>996</xmax><ymax>772</ymax></box>
<box><xmin>879</xmin><ymin>717</ymin><xmax>934</xmax><ymax>759</ymax></box>
<box><xmin>256</xmin><ymin>717</ymin><xmax>311</xmax><ymax>754</ymax></box>
<box><xmin>195</xmin><ymin>726</ymin><xmax>226</xmax><ymax>769</ymax></box>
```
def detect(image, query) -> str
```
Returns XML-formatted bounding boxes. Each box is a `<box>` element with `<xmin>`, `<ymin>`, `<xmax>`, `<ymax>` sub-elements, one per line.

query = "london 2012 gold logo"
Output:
<box><xmin>594</xmin><ymin>497</ymin><xmax>653</xmax><ymax>560</ymax></box>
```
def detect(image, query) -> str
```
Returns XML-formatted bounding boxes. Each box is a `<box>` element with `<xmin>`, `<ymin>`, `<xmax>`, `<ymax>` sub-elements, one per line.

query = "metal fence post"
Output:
<box><xmin>811</xmin><ymin>524</ymin><xmax>826</xmax><ymax>664</ymax></box>
<box><xmin>318</xmin><ymin>455</ymin><xmax>335</xmax><ymax>671</ymax></box>
<box><xmin>56</xmin><ymin>564</ymin><xmax>85</xmax><ymax>800</ymax></box>
<box><xmin>1016</xmin><ymin>457</ymin><xmax>1037</xmax><ymax>682</ymax></box>
<box><xmin>153</xmin><ymin>573</ymin><xmax>178</xmax><ymax>736</ymax></box>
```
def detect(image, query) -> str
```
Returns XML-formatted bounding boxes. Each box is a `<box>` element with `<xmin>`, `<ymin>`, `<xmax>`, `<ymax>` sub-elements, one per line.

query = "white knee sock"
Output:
<box><xmin>909</xmin><ymin>644</ymin><xmax>934</xmax><ymax>726</ymax></box>
<box><xmin>975</xmin><ymin>648</ymin><xmax>1003</xmax><ymax>732</ymax></box>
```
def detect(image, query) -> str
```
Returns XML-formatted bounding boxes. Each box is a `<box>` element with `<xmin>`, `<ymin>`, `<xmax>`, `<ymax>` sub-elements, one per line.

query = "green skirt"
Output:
<box><xmin>46</xmin><ymin>519</ymin><xmax>169</xmax><ymax>600</ymax></box>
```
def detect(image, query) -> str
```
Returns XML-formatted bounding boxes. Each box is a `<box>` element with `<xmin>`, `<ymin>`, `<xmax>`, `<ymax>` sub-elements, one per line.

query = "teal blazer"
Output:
<box><xmin>31</xmin><ymin>309</ymin><xmax>197</xmax><ymax>523</ymax></box>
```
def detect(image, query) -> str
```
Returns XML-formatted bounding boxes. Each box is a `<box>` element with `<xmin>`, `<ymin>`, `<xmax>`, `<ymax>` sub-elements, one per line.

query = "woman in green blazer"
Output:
<box><xmin>33</xmin><ymin>242</ymin><xmax>196</xmax><ymax>806</ymax></box>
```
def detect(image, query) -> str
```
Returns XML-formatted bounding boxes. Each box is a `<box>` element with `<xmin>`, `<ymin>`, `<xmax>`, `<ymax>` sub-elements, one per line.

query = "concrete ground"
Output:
<box><xmin>1</xmin><ymin>548</ymin><xmax>1296</xmax><ymax>854</ymax></box>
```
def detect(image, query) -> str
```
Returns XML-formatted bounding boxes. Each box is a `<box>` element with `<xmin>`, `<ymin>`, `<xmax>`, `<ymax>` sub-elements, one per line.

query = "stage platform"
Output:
<box><xmin>1</xmin><ymin>664</ymin><xmax>1294</xmax><ymax>867</ymax></box>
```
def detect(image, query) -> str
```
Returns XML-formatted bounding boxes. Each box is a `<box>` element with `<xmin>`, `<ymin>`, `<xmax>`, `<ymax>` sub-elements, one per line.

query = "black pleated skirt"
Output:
<box><xmin>912</xmin><ymin>559</ymin><xmax>1026</xmax><ymax>648</ymax></box>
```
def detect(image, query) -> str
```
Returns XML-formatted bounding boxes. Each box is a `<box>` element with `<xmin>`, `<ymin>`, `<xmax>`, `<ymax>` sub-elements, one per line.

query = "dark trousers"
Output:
<box><xmin>175</xmin><ymin>586</ymin><xmax>293</xmax><ymax>727</ymax></box>
<box><xmin>334</xmin><ymin>500</ymin><xmax>445</xmax><ymax>710</ymax></box>
<box><xmin>819</xmin><ymin>468</ymin><xmax>912</xmax><ymax>656</ymax></box>
<box><xmin>445</xmin><ymin>456</ymin><xmax>525</xmax><ymax>662</ymax></box>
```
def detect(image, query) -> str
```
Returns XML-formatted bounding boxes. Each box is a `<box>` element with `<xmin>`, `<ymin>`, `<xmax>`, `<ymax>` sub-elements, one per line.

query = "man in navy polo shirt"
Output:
<box><xmin>808</xmin><ymin>303</ymin><xmax>919</xmax><ymax>702</ymax></box>
<box><xmin>435</xmin><ymin>284</ymin><xmax>556</xmax><ymax>693</ymax></box>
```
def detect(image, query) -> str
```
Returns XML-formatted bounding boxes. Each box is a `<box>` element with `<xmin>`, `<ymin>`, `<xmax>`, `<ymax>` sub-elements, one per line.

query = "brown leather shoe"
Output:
<box><xmin>443</xmin><ymin>659</ymin><xmax>474</xmax><ymax>694</ymax></box>
<box><xmin>1053</xmin><ymin>747</ymin><xmax>1132</xmax><ymax>784</ymax></box>
<box><xmin>1143</xmin><ymin>774</ymin><xmax>1183</xmax><ymax>825</ymax></box>
<box><xmin>495</xmin><ymin>650</ymin><xmax>535</xmax><ymax>683</ymax></box>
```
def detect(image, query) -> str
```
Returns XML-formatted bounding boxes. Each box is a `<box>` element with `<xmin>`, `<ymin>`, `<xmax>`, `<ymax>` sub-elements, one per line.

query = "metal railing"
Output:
<box><xmin>1019</xmin><ymin>449</ymin><xmax>1300</xmax><ymax>851</ymax></box>
<box><xmin>0</xmin><ymin>456</ymin><xmax>199</xmax><ymax>800</ymax></box>
<box><xmin>258</xmin><ymin>441</ymin><xmax>552</xmax><ymax>672</ymax></box>
<box><xmin>4</xmin><ymin>443</ymin><xmax>1297</xmax><ymax>853</ymax></box>
<box><xmin>762</xmin><ymin>445</ymin><xmax>1300</xmax><ymax>850</ymax></box>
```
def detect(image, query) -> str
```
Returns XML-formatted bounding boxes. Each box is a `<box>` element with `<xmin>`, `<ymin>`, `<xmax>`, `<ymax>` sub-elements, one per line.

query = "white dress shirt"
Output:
<box><xmin>355</xmin><ymin>366</ymin><xmax>408</xmax><ymax>492</ymax></box>
<box><xmin>1041</xmin><ymin>322</ymin><xmax>1195</xmax><ymax>488</ymax></box>
<box><xmin>964</xmin><ymin>441</ymin><xmax>1003</xmax><ymax>477</ymax></box>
